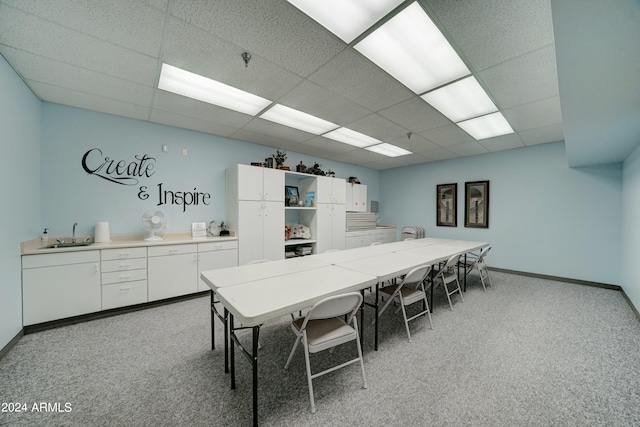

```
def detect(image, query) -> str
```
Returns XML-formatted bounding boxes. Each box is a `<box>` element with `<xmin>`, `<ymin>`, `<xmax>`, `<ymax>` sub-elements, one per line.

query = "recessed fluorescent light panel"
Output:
<box><xmin>355</xmin><ymin>2</ymin><xmax>470</xmax><ymax>94</ymax></box>
<box><xmin>259</xmin><ymin>104</ymin><xmax>339</xmax><ymax>135</ymax></box>
<box><xmin>457</xmin><ymin>112</ymin><xmax>514</xmax><ymax>140</ymax></box>
<box><xmin>158</xmin><ymin>63</ymin><xmax>271</xmax><ymax>116</ymax></box>
<box><xmin>365</xmin><ymin>143</ymin><xmax>412</xmax><ymax>157</ymax></box>
<box><xmin>421</xmin><ymin>76</ymin><xmax>498</xmax><ymax>122</ymax></box>
<box><xmin>286</xmin><ymin>0</ymin><xmax>404</xmax><ymax>43</ymax></box>
<box><xmin>323</xmin><ymin>127</ymin><xmax>381</xmax><ymax>148</ymax></box>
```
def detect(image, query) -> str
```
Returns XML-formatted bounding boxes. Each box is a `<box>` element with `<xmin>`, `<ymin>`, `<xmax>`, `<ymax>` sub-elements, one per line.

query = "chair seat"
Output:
<box><xmin>293</xmin><ymin>317</ymin><xmax>356</xmax><ymax>352</ymax></box>
<box><xmin>379</xmin><ymin>285</ymin><xmax>425</xmax><ymax>306</ymax></box>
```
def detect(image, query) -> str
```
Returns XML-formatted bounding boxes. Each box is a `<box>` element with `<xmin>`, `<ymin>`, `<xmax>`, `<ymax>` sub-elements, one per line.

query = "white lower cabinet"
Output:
<box><xmin>197</xmin><ymin>241</ymin><xmax>238</xmax><ymax>291</ymax></box>
<box><xmin>101</xmin><ymin>247</ymin><xmax>147</xmax><ymax>310</ymax></box>
<box><xmin>148</xmin><ymin>244</ymin><xmax>198</xmax><ymax>301</ymax></box>
<box><xmin>345</xmin><ymin>228</ymin><xmax>396</xmax><ymax>249</ymax></box>
<box><xmin>316</xmin><ymin>203</ymin><xmax>346</xmax><ymax>253</ymax></box>
<box><xmin>237</xmin><ymin>200</ymin><xmax>283</xmax><ymax>265</ymax></box>
<box><xmin>22</xmin><ymin>251</ymin><xmax>101</xmax><ymax>325</ymax></box>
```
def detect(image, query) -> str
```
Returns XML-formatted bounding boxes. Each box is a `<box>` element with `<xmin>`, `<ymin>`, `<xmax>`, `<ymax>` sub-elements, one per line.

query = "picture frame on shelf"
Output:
<box><xmin>285</xmin><ymin>185</ymin><xmax>299</xmax><ymax>206</ymax></box>
<box><xmin>305</xmin><ymin>191</ymin><xmax>316</xmax><ymax>207</ymax></box>
<box><xmin>464</xmin><ymin>180</ymin><xmax>489</xmax><ymax>228</ymax></box>
<box><xmin>436</xmin><ymin>183</ymin><xmax>457</xmax><ymax>227</ymax></box>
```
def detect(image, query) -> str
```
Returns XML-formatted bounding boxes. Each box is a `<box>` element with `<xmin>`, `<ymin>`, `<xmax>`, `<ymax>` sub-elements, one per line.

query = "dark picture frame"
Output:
<box><xmin>465</xmin><ymin>180</ymin><xmax>489</xmax><ymax>228</ymax></box>
<box><xmin>436</xmin><ymin>183</ymin><xmax>457</xmax><ymax>227</ymax></box>
<box><xmin>285</xmin><ymin>185</ymin><xmax>299</xmax><ymax>206</ymax></box>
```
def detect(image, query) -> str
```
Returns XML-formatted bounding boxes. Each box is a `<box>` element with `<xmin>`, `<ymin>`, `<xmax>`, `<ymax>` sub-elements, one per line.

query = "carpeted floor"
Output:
<box><xmin>1</xmin><ymin>271</ymin><xmax>639</xmax><ymax>426</ymax></box>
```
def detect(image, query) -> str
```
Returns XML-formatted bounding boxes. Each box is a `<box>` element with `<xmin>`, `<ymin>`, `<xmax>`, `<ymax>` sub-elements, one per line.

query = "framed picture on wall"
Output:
<box><xmin>436</xmin><ymin>183</ymin><xmax>457</xmax><ymax>226</ymax></box>
<box><xmin>465</xmin><ymin>180</ymin><xmax>489</xmax><ymax>228</ymax></box>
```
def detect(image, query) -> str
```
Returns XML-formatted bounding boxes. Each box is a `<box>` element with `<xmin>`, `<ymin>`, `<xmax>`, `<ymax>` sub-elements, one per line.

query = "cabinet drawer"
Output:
<box><xmin>102</xmin><ymin>269</ymin><xmax>147</xmax><ymax>285</ymax></box>
<box><xmin>102</xmin><ymin>280</ymin><xmax>147</xmax><ymax>310</ymax></box>
<box><xmin>101</xmin><ymin>247</ymin><xmax>147</xmax><ymax>260</ymax></box>
<box><xmin>198</xmin><ymin>240</ymin><xmax>238</xmax><ymax>252</ymax></box>
<box><xmin>22</xmin><ymin>250</ymin><xmax>100</xmax><ymax>269</ymax></box>
<box><xmin>148</xmin><ymin>244</ymin><xmax>197</xmax><ymax>257</ymax></box>
<box><xmin>102</xmin><ymin>257</ymin><xmax>147</xmax><ymax>273</ymax></box>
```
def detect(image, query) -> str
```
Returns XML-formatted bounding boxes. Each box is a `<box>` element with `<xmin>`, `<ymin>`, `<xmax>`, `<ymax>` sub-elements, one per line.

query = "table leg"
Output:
<box><xmin>210</xmin><ymin>290</ymin><xmax>216</xmax><ymax>350</ymax></box>
<box><xmin>252</xmin><ymin>325</ymin><xmax>259</xmax><ymax>427</ymax></box>
<box><xmin>230</xmin><ymin>313</ymin><xmax>236</xmax><ymax>390</ymax></box>
<box><xmin>374</xmin><ymin>283</ymin><xmax>379</xmax><ymax>351</ymax></box>
<box><xmin>359</xmin><ymin>289</ymin><xmax>365</xmax><ymax>352</ymax></box>
<box><xmin>463</xmin><ymin>253</ymin><xmax>468</xmax><ymax>292</ymax></box>
<box><xmin>224</xmin><ymin>307</ymin><xmax>229</xmax><ymax>374</ymax></box>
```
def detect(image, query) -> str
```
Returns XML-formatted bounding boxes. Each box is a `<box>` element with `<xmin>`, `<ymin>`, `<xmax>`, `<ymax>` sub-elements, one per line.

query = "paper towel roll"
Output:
<box><xmin>94</xmin><ymin>222</ymin><xmax>111</xmax><ymax>243</ymax></box>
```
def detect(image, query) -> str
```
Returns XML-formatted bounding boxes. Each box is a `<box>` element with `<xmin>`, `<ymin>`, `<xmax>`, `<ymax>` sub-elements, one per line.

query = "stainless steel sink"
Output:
<box><xmin>41</xmin><ymin>242</ymin><xmax>92</xmax><ymax>249</ymax></box>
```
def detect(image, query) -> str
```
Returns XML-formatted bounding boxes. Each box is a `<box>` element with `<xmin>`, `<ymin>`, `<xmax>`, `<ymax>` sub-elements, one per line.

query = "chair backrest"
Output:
<box><xmin>477</xmin><ymin>246</ymin><xmax>491</xmax><ymax>262</ymax></box>
<box><xmin>245</xmin><ymin>259</ymin><xmax>270</xmax><ymax>265</ymax></box>
<box><xmin>304</xmin><ymin>292</ymin><xmax>363</xmax><ymax>326</ymax></box>
<box><xmin>402</xmin><ymin>264</ymin><xmax>432</xmax><ymax>286</ymax></box>
<box><xmin>443</xmin><ymin>253</ymin><xmax>462</xmax><ymax>271</ymax></box>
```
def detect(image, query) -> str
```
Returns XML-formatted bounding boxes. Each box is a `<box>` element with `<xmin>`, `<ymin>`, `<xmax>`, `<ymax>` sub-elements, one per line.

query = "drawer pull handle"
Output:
<box><xmin>119</xmin><ymin>263</ymin><xmax>131</xmax><ymax>268</ymax></box>
<box><xmin>118</xmin><ymin>252</ymin><xmax>131</xmax><ymax>258</ymax></box>
<box><xmin>119</xmin><ymin>286</ymin><xmax>131</xmax><ymax>291</ymax></box>
<box><xmin>119</xmin><ymin>275</ymin><xmax>131</xmax><ymax>280</ymax></box>
<box><xmin>169</xmin><ymin>249</ymin><xmax>179</xmax><ymax>254</ymax></box>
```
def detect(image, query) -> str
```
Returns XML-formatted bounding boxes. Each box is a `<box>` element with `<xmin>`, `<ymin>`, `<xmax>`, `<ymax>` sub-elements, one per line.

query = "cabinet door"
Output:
<box><xmin>354</xmin><ymin>184</ymin><xmax>367</xmax><ymax>212</ymax></box>
<box><xmin>315</xmin><ymin>203</ymin><xmax>333</xmax><ymax>254</ymax></box>
<box><xmin>237</xmin><ymin>164</ymin><xmax>265</xmax><ymax>201</ymax></box>
<box><xmin>332</xmin><ymin>204</ymin><xmax>346</xmax><ymax>250</ymax></box>
<box><xmin>262</xmin><ymin>167</ymin><xmax>285</xmax><ymax>202</ymax></box>
<box><xmin>148</xmin><ymin>253</ymin><xmax>198</xmax><ymax>301</ymax></box>
<box><xmin>23</xmin><ymin>261</ymin><xmax>101</xmax><ymax>325</ymax></box>
<box><xmin>262</xmin><ymin>200</ymin><xmax>284</xmax><ymax>260</ymax></box>
<box><xmin>315</xmin><ymin>176</ymin><xmax>332</xmax><ymax>204</ymax></box>
<box><xmin>198</xmin><ymin>249</ymin><xmax>238</xmax><ymax>291</ymax></box>
<box><xmin>238</xmin><ymin>201</ymin><xmax>265</xmax><ymax>265</ymax></box>
<box><xmin>332</xmin><ymin>178</ymin><xmax>346</xmax><ymax>204</ymax></box>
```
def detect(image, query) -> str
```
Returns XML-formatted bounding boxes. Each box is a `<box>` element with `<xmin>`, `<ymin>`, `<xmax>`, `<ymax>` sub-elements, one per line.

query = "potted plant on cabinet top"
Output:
<box><xmin>274</xmin><ymin>149</ymin><xmax>288</xmax><ymax>170</ymax></box>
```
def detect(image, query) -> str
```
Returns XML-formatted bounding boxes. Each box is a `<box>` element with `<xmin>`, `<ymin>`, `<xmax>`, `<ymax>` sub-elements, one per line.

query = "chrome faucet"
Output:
<box><xmin>72</xmin><ymin>222</ymin><xmax>78</xmax><ymax>243</ymax></box>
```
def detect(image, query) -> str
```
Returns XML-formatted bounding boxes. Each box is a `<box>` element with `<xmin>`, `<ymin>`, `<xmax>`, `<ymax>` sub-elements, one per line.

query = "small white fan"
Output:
<box><xmin>141</xmin><ymin>209</ymin><xmax>168</xmax><ymax>241</ymax></box>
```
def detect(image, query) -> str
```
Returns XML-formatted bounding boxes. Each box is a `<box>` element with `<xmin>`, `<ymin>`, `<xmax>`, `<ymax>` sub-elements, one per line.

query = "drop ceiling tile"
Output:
<box><xmin>152</xmin><ymin>90</ymin><xmax>253</xmax><ymax>129</ymax></box>
<box><xmin>168</xmin><ymin>0</ymin><xmax>346</xmax><ymax>77</ymax></box>
<box><xmin>2</xmin><ymin>47</ymin><xmax>154</xmax><ymax>106</ymax></box>
<box><xmin>402</xmin><ymin>153</ymin><xmax>436</xmax><ymax>165</ymax></box>
<box><xmin>299</xmin><ymin>136</ymin><xmax>359</xmax><ymax>154</ymax></box>
<box><xmin>387</xmin><ymin>134</ymin><xmax>440</xmax><ymax>155</ymax></box>
<box><xmin>241</xmin><ymin>118</ymin><xmax>317</xmax><ymax>144</ymax></box>
<box><xmin>308</xmin><ymin>47</ymin><xmax>414</xmax><ymax>111</ymax></box>
<box><xmin>478</xmin><ymin>45</ymin><xmax>559</xmax><ymax>109</ymax></box>
<box><xmin>503</xmin><ymin>96</ymin><xmax>562</xmax><ymax>131</ymax></box>
<box><xmin>29</xmin><ymin>81</ymin><xmax>151</xmax><ymax>121</ymax></box>
<box><xmin>161</xmin><ymin>17</ymin><xmax>302</xmax><ymax>101</ymax></box>
<box><xmin>150</xmin><ymin>109</ymin><xmax>239</xmax><ymax>137</ymax></box>
<box><xmin>0</xmin><ymin>4</ymin><xmax>157</xmax><ymax>85</ymax></box>
<box><xmin>140</xmin><ymin>0</ymin><xmax>168</xmax><ymax>11</ymax></box>
<box><xmin>346</xmin><ymin>114</ymin><xmax>409</xmax><ymax>142</ymax></box>
<box><xmin>417</xmin><ymin>147</ymin><xmax>458</xmax><ymax>162</ymax></box>
<box><xmin>446</xmin><ymin>142</ymin><xmax>489</xmax><ymax>157</ymax></box>
<box><xmin>275</xmin><ymin>80</ymin><xmax>372</xmax><ymax>126</ymax></box>
<box><xmin>3</xmin><ymin>0</ymin><xmax>166</xmax><ymax>56</ymax></box>
<box><xmin>519</xmin><ymin>123</ymin><xmax>565</xmax><ymax>146</ymax></box>
<box><xmin>361</xmin><ymin>157</ymin><xmax>414</xmax><ymax>170</ymax></box>
<box><xmin>427</xmin><ymin>0</ymin><xmax>554</xmax><ymax>71</ymax></box>
<box><xmin>337</xmin><ymin>148</ymin><xmax>384</xmax><ymax>163</ymax></box>
<box><xmin>478</xmin><ymin>133</ymin><xmax>525</xmax><ymax>152</ymax></box>
<box><xmin>230</xmin><ymin>129</ymin><xmax>302</xmax><ymax>151</ymax></box>
<box><xmin>420</xmin><ymin>124</ymin><xmax>476</xmax><ymax>148</ymax></box>
<box><xmin>377</xmin><ymin>96</ymin><xmax>451</xmax><ymax>133</ymax></box>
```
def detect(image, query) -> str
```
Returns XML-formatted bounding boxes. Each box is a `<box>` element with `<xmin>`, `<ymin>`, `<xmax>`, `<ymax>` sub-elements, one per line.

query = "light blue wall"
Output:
<box><xmin>379</xmin><ymin>141</ymin><xmax>622</xmax><ymax>285</ymax></box>
<box><xmin>0</xmin><ymin>54</ymin><xmax>41</xmax><ymax>349</ymax></box>
<box><xmin>40</xmin><ymin>103</ymin><xmax>379</xmax><ymax>237</ymax></box>
<box><xmin>622</xmin><ymin>144</ymin><xmax>640</xmax><ymax>309</ymax></box>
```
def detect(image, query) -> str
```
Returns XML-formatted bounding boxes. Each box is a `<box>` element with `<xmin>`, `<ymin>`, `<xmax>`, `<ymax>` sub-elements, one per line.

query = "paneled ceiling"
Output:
<box><xmin>0</xmin><ymin>0</ymin><xmax>566</xmax><ymax>170</ymax></box>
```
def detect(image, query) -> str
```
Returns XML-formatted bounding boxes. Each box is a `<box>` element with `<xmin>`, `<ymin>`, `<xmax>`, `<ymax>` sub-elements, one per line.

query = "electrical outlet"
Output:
<box><xmin>182</xmin><ymin>148</ymin><xmax>188</xmax><ymax>156</ymax></box>
<box><xmin>162</xmin><ymin>144</ymin><xmax>168</xmax><ymax>153</ymax></box>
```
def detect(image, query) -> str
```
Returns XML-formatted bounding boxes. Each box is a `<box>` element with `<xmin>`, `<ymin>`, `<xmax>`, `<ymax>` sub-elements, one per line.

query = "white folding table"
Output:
<box><xmin>213</xmin><ymin>266</ymin><xmax>378</xmax><ymax>427</ymax></box>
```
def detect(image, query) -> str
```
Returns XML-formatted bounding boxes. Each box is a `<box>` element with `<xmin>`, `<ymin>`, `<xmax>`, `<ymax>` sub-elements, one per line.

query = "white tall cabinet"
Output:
<box><xmin>315</xmin><ymin>176</ymin><xmax>346</xmax><ymax>253</ymax></box>
<box><xmin>226</xmin><ymin>164</ymin><xmax>285</xmax><ymax>265</ymax></box>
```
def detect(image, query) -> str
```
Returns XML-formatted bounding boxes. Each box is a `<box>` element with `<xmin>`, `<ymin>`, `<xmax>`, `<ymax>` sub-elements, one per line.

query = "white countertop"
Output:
<box><xmin>21</xmin><ymin>232</ymin><xmax>237</xmax><ymax>255</ymax></box>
